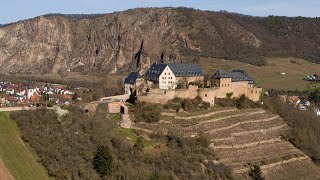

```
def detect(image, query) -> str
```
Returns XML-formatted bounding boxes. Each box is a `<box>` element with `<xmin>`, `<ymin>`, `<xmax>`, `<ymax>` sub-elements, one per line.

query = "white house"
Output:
<box><xmin>145</xmin><ymin>63</ymin><xmax>203</xmax><ymax>90</ymax></box>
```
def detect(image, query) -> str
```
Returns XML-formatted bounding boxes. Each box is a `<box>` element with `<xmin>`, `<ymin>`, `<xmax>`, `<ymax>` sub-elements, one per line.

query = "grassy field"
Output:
<box><xmin>200</xmin><ymin>57</ymin><xmax>320</xmax><ymax>91</ymax></box>
<box><xmin>0</xmin><ymin>112</ymin><xmax>49</xmax><ymax>180</ymax></box>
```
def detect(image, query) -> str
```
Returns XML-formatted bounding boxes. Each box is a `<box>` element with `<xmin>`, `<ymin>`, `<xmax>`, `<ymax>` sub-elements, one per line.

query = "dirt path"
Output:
<box><xmin>0</xmin><ymin>160</ymin><xmax>13</xmax><ymax>180</ymax></box>
<box><xmin>173</xmin><ymin>108</ymin><xmax>238</xmax><ymax>120</ymax></box>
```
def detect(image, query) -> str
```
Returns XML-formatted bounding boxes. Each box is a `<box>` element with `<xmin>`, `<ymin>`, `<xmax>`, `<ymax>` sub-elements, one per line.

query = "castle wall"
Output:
<box><xmin>100</xmin><ymin>94</ymin><xmax>130</xmax><ymax>102</ymax></box>
<box><xmin>138</xmin><ymin>85</ymin><xmax>199</xmax><ymax>104</ymax></box>
<box><xmin>198</xmin><ymin>88</ymin><xmax>216</xmax><ymax>105</ymax></box>
<box><xmin>107</xmin><ymin>102</ymin><xmax>122</xmax><ymax>113</ymax></box>
<box><xmin>138</xmin><ymin>82</ymin><xmax>262</xmax><ymax>105</ymax></box>
<box><xmin>247</xmin><ymin>87</ymin><xmax>262</xmax><ymax>102</ymax></box>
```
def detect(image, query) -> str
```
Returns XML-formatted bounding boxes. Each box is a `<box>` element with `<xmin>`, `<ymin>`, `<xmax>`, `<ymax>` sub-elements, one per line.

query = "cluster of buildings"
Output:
<box><xmin>304</xmin><ymin>74</ymin><xmax>319</xmax><ymax>82</ymax></box>
<box><xmin>124</xmin><ymin>62</ymin><xmax>262</xmax><ymax>106</ymax></box>
<box><xmin>288</xmin><ymin>96</ymin><xmax>311</xmax><ymax>110</ymax></box>
<box><xmin>0</xmin><ymin>81</ymin><xmax>75</xmax><ymax>107</ymax></box>
<box><xmin>288</xmin><ymin>96</ymin><xmax>320</xmax><ymax>116</ymax></box>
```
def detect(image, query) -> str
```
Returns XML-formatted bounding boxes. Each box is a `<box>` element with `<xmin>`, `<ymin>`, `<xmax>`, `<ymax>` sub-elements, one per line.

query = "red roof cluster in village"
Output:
<box><xmin>0</xmin><ymin>81</ymin><xmax>75</xmax><ymax>107</ymax></box>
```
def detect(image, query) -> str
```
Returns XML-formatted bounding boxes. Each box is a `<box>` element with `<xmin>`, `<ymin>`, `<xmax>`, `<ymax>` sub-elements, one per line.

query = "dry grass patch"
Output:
<box><xmin>200</xmin><ymin>57</ymin><xmax>320</xmax><ymax>91</ymax></box>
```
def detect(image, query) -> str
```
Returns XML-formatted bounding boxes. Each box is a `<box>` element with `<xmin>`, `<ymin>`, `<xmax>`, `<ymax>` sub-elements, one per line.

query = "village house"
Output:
<box><xmin>145</xmin><ymin>63</ymin><xmax>204</xmax><ymax>90</ymax></box>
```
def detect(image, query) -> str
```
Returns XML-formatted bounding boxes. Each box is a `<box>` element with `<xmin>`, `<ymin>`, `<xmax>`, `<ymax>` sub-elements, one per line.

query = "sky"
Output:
<box><xmin>0</xmin><ymin>0</ymin><xmax>319</xmax><ymax>24</ymax></box>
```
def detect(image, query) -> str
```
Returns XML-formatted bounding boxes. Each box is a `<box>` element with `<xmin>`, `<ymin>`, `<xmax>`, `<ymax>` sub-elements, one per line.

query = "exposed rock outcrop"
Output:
<box><xmin>0</xmin><ymin>8</ymin><xmax>319</xmax><ymax>78</ymax></box>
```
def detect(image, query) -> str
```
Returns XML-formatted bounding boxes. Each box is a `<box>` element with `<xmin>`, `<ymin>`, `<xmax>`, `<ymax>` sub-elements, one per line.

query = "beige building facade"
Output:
<box><xmin>158</xmin><ymin>66</ymin><xmax>176</xmax><ymax>89</ymax></box>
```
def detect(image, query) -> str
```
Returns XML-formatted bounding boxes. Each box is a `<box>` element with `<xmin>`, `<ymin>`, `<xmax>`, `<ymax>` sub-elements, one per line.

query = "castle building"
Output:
<box><xmin>145</xmin><ymin>63</ymin><xmax>204</xmax><ymax>90</ymax></box>
<box><xmin>137</xmin><ymin>65</ymin><xmax>262</xmax><ymax>106</ymax></box>
<box><xmin>210</xmin><ymin>69</ymin><xmax>261</xmax><ymax>101</ymax></box>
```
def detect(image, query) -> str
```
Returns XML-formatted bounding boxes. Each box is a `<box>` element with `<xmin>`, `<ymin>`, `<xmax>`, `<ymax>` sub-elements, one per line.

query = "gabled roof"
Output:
<box><xmin>212</xmin><ymin>69</ymin><xmax>231</xmax><ymax>79</ymax></box>
<box><xmin>230</xmin><ymin>69</ymin><xmax>254</xmax><ymax>83</ymax></box>
<box><xmin>168</xmin><ymin>63</ymin><xmax>203</xmax><ymax>77</ymax></box>
<box><xmin>211</xmin><ymin>69</ymin><xmax>254</xmax><ymax>84</ymax></box>
<box><xmin>145</xmin><ymin>63</ymin><xmax>168</xmax><ymax>81</ymax></box>
<box><xmin>124</xmin><ymin>72</ymin><xmax>140</xmax><ymax>85</ymax></box>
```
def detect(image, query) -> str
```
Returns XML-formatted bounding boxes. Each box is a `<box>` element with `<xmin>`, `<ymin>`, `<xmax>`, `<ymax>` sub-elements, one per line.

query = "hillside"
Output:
<box><xmin>134</xmin><ymin>107</ymin><xmax>320</xmax><ymax>179</ymax></box>
<box><xmin>200</xmin><ymin>57</ymin><xmax>320</xmax><ymax>90</ymax></box>
<box><xmin>0</xmin><ymin>112</ymin><xmax>49</xmax><ymax>180</ymax></box>
<box><xmin>0</xmin><ymin>8</ymin><xmax>320</xmax><ymax>79</ymax></box>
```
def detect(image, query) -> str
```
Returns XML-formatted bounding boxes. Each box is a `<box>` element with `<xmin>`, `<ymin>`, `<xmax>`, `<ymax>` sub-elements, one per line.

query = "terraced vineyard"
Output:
<box><xmin>133</xmin><ymin>108</ymin><xmax>320</xmax><ymax>179</ymax></box>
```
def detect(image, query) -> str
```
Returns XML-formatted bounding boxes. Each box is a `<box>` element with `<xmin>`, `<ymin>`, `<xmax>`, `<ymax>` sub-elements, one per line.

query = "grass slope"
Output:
<box><xmin>0</xmin><ymin>112</ymin><xmax>49</xmax><ymax>180</ymax></box>
<box><xmin>200</xmin><ymin>57</ymin><xmax>320</xmax><ymax>91</ymax></box>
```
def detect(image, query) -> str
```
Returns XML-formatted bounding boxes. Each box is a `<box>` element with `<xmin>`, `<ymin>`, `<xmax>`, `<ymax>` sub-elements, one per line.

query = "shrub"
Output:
<box><xmin>236</xmin><ymin>95</ymin><xmax>259</xmax><ymax>109</ymax></box>
<box><xmin>133</xmin><ymin>102</ymin><xmax>162</xmax><ymax>123</ymax></box>
<box><xmin>163</xmin><ymin>97</ymin><xmax>184</xmax><ymax>112</ymax></box>
<box><xmin>216</xmin><ymin>98</ymin><xmax>236</xmax><ymax>107</ymax></box>
<box><xmin>134</xmin><ymin>137</ymin><xmax>144</xmax><ymax>151</ymax></box>
<box><xmin>182</xmin><ymin>99</ymin><xmax>194</xmax><ymax>112</ymax></box>
<box><xmin>93</xmin><ymin>145</ymin><xmax>114</xmax><ymax>177</ymax></box>
<box><xmin>202</xmin><ymin>102</ymin><xmax>211</xmax><ymax>109</ymax></box>
<box><xmin>226</xmin><ymin>92</ymin><xmax>233</xmax><ymax>99</ymax></box>
<box><xmin>191</xmin><ymin>96</ymin><xmax>203</xmax><ymax>105</ymax></box>
<box><xmin>249</xmin><ymin>165</ymin><xmax>264</xmax><ymax>180</ymax></box>
<box><xmin>164</xmin><ymin>96</ymin><xmax>210</xmax><ymax>112</ymax></box>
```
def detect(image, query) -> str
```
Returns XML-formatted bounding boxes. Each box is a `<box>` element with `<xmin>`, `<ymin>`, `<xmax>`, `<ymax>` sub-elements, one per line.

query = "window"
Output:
<box><xmin>165</xmin><ymin>73</ymin><xmax>166</xmax><ymax>75</ymax></box>
<box><xmin>205</xmin><ymin>94</ymin><xmax>207</xmax><ymax>97</ymax></box>
<box><xmin>169</xmin><ymin>73</ymin><xmax>171</xmax><ymax>75</ymax></box>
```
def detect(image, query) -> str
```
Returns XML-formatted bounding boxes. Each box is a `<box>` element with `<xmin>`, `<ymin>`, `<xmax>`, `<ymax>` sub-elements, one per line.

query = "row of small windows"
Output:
<box><xmin>162</xmin><ymin>81</ymin><xmax>174</xmax><ymax>84</ymax></box>
<box><xmin>148</xmin><ymin>70</ymin><xmax>160</xmax><ymax>75</ymax></box>
<box><xmin>176</xmin><ymin>72</ymin><xmax>201</xmax><ymax>76</ymax></box>
<box><xmin>221</xmin><ymin>84</ymin><xmax>230</xmax><ymax>87</ymax></box>
<box><xmin>251</xmin><ymin>90</ymin><xmax>259</xmax><ymax>94</ymax></box>
<box><xmin>162</xmin><ymin>77</ymin><xmax>173</xmax><ymax>80</ymax></box>
<box><xmin>164</xmin><ymin>73</ymin><xmax>171</xmax><ymax>75</ymax></box>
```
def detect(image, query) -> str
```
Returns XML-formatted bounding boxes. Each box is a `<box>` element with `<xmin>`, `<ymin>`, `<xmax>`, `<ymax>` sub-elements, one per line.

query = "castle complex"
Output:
<box><xmin>124</xmin><ymin>63</ymin><xmax>262</xmax><ymax>106</ymax></box>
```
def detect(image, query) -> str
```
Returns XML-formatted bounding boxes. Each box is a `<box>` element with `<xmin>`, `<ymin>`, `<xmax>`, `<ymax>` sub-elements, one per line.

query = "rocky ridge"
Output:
<box><xmin>0</xmin><ymin>8</ymin><xmax>319</xmax><ymax>78</ymax></box>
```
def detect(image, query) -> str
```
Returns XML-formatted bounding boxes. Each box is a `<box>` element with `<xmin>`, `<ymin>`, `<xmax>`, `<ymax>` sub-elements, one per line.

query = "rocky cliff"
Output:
<box><xmin>0</xmin><ymin>8</ymin><xmax>319</xmax><ymax>77</ymax></box>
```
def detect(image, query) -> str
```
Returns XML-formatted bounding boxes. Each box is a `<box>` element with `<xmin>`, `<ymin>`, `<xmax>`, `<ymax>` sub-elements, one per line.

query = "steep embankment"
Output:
<box><xmin>0</xmin><ymin>8</ymin><xmax>320</xmax><ymax>78</ymax></box>
<box><xmin>0</xmin><ymin>112</ymin><xmax>49</xmax><ymax>180</ymax></box>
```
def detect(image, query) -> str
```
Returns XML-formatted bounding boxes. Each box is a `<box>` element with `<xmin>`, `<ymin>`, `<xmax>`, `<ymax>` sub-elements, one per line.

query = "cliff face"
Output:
<box><xmin>0</xmin><ymin>9</ymin><xmax>180</xmax><ymax>76</ymax></box>
<box><xmin>0</xmin><ymin>8</ymin><xmax>319</xmax><ymax>77</ymax></box>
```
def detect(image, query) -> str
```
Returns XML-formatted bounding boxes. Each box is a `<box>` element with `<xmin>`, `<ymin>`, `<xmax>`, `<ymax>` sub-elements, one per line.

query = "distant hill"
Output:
<box><xmin>0</xmin><ymin>7</ymin><xmax>319</xmax><ymax>78</ymax></box>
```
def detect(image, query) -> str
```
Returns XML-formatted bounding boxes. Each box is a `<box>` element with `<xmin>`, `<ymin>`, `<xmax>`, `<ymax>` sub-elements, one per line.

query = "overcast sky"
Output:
<box><xmin>0</xmin><ymin>0</ymin><xmax>319</xmax><ymax>24</ymax></box>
